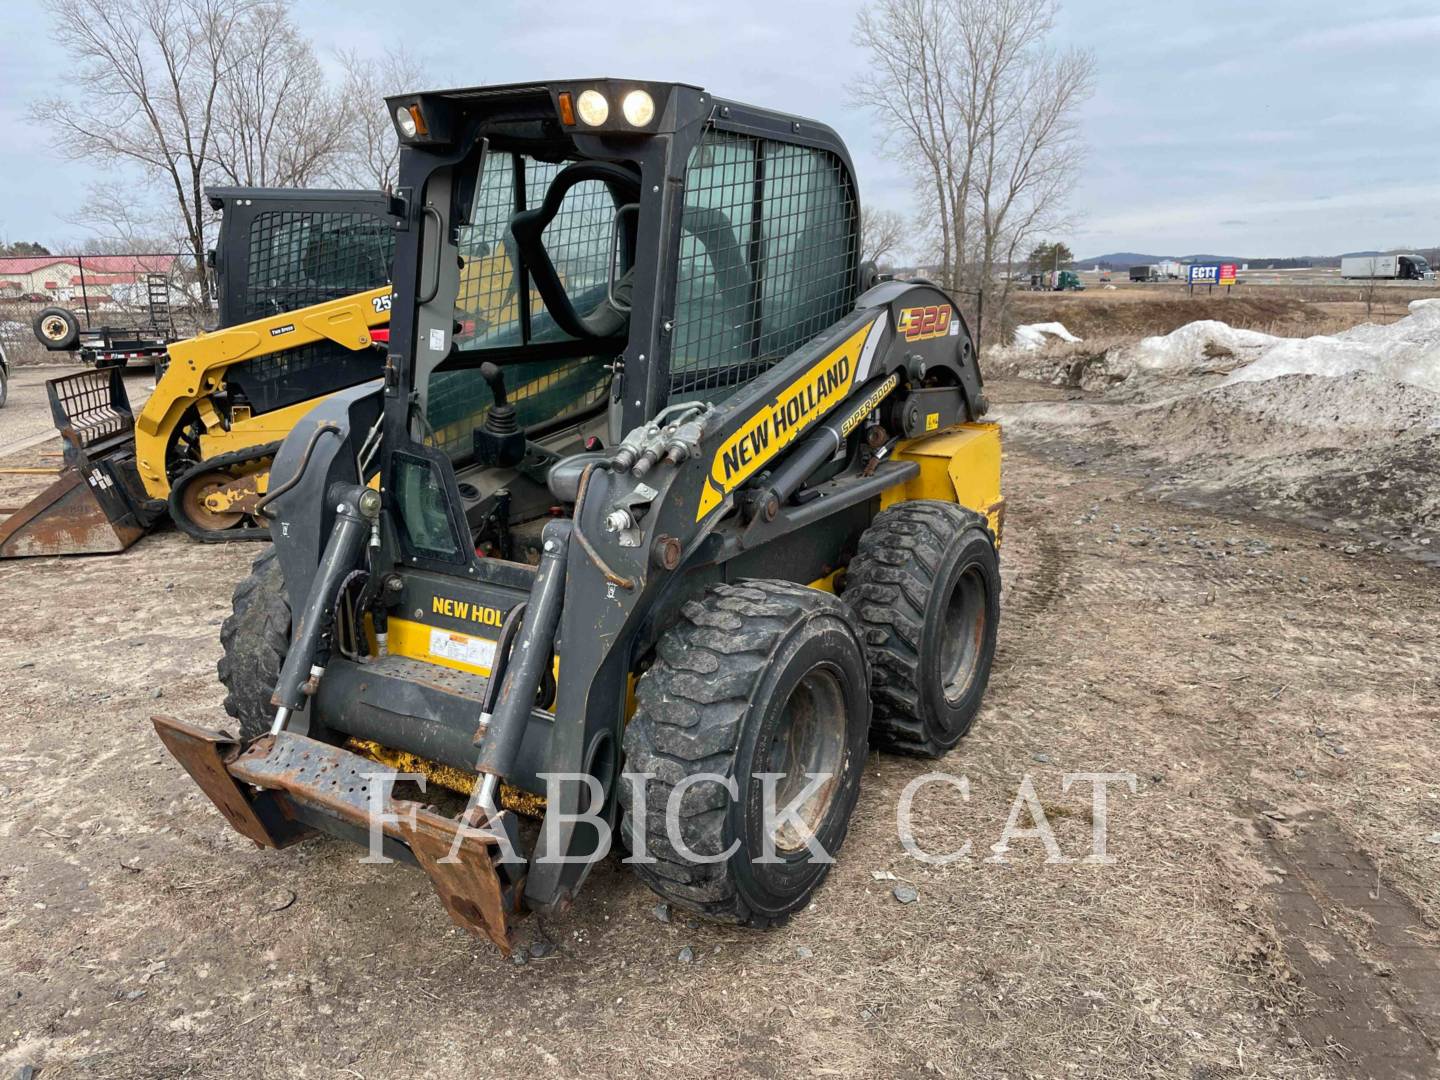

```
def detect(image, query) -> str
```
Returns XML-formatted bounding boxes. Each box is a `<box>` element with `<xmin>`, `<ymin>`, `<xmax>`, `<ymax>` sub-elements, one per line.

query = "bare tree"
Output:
<box><xmin>333</xmin><ymin>49</ymin><xmax>427</xmax><ymax>191</ymax></box>
<box><xmin>209</xmin><ymin>2</ymin><xmax>349</xmax><ymax>188</ymax></box>
<box><xmin>68</xmin><ymin>182</ymin><xmax>187</xmax><ymax>253</ymax></box>
<box><xmin>35</xmin><ymin>0</ymin><xmax>261</xmax><ymax>308</ymax></box>
<box><xmin>853</xmin><ymin>0</ymin><xmax>1093</xmax><ymax>331</ymax></box>
<box><xmin>862</xmin><ymin>207</ymin><xmax>908</xmax><ymax>268</ymax></box>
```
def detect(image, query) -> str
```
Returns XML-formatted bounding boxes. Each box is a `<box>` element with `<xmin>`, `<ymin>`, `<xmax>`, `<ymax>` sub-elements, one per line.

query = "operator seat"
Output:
<box><xmin>508</xmin><ymin>160</ymin><xmax>642</xmax><ymax>342</ymax></box>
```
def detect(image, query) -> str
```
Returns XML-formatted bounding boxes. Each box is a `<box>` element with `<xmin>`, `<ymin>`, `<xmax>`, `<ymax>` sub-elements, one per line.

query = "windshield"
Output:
<box><xmin>421</xmin><ymin>151</ymin><xmax>624</xmax><ymax>461</ymax></box>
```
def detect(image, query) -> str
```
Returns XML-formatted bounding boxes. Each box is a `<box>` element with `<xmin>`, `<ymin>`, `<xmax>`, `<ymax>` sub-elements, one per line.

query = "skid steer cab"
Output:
<box><xmin>156</xmin><ymin>78</ymin><xmax>1005</xmax><ymax>954</ymax></box>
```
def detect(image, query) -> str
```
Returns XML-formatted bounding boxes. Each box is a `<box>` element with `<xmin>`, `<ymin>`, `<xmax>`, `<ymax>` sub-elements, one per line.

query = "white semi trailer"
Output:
<box><xmin>1340</xmin><ymin>254</ymin><xmax>1432</xmax><ymax>280</ymax></box>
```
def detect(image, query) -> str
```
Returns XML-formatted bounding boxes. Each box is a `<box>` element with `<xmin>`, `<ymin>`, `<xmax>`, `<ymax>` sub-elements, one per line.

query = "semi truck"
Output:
<box><xmin>1129</xmin><ymin>265</ymin><xmax>1158</xmax><ymax>283</ymax></box>
<box><xmin>1340</xmin><ymin>254</ymin><xmax>1433</xmax><ymax>281</ymax></box>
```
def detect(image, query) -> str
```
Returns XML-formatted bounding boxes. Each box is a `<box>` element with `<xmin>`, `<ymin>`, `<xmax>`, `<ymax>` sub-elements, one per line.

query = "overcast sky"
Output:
<box><xmin>2</xmin><ymin>0</ymin><xmax>1436</xmax><ymax>259</ymax></box>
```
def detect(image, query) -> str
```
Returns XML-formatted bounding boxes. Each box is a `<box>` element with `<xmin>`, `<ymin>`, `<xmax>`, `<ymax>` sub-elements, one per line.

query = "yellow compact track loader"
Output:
<box><xmin>155</xmin><ymin>79</ymin><xmax>1005</xmax><ymax>954</ymax></box>
<box><xmin>0</xmin><ymin>188</ymin><xmax>396</xmax><ymax>557</ymax></box>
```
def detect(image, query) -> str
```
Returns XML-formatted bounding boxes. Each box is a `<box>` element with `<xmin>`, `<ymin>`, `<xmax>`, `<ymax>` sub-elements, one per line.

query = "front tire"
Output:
<box><xmin>844</xmin><ymin>501</ymin><xmax>1000</xmax><ymax>757</ymax></box>
<box><xmin>620</xmin><ymin>580</ymin><xmax>870</xmax><ymax>927</ymax></box>
<box><xmin>217</xmin><ymin>547</ymin><xmax>290</xmax><ymax>741</ymax></box>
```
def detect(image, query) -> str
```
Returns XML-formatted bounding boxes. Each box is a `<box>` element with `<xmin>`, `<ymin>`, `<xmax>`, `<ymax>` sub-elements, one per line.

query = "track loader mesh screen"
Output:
<box><xmin>243</xmin><ymin>210</ymin><xmax>394</xmax><ymax>321</ymax></box>
<box><xmin>220</xmin><ymin>208</ymin><xmax>394</xmax><ymax>415</ymax></box>
<box><xmin>670</xmin><ymin>130</ymin><xmax>858</xmax><ymax>400</ymax></box>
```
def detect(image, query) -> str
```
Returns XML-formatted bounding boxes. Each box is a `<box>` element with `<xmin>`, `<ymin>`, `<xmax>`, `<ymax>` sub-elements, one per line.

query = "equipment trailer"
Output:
<box><xmin>155</xmin><ymin>79</ymin><xmax>1005</xmax><ymax>951</ymax></box>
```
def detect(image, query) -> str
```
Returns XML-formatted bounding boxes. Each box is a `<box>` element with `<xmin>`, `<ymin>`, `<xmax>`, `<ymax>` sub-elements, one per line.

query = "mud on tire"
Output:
<box><xmin>217</xmin><ymin>546</ymin><xmax>290</xmax><ymax>742</ymax></box>
<box><xmin>843</xmin><ymin>500</ymin><xmax>1000</xmax><ymax>757</ymax></box>
<box><xmin>620</xmin><ymin>580</ymin><xmax>870</xmax><ymax>927</ymax></box>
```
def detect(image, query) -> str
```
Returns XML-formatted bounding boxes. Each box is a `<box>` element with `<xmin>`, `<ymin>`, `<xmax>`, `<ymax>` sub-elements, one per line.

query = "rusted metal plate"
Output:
<box><xmin>151</xmin><ymin>715</ymin><xmax>284</xmax><ymax>848</ymax></box>
<box><xmin>230</xmin><ymin>732</ymin><xmax>403</xmax><ymax>831</ymax></box>
<box><xmin>229</xmin><ymin>731</ymin><xmax>514</xmax><ymax>950</ymax></box>
<box><xmin>401</xmin><ymin>808</ymin><xmax>514</xmax><ymax>954</ymax></box>
<box><xmin>0</xmin><ymin>467</ymin><xmax>145</xmax><ymax>558</ymax></box>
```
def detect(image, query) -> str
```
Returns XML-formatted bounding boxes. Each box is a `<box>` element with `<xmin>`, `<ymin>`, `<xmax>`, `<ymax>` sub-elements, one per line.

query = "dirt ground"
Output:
<box><xmin>0</xmin><ymin>372</ymin><xmax>1437</xmax><ymax>1079</ymax></box>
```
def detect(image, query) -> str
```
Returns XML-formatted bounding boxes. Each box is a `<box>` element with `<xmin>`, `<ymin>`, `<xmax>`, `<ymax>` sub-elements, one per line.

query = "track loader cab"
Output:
<box><xmin>0</xmin><ymin>188</ymin><xmax>395</xmax><ymax>557</ymax></box>
<box><xmin>159</xmin><ymin>79</ymin><xmax>1005</xmax><ymax>953</ymax></box>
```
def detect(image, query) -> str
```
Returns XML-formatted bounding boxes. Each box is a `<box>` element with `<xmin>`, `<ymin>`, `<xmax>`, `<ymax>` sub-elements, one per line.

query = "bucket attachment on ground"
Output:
<box><xmin>0</xmin><ymin>369</ymin><xmax>163</xmax><ymax>558</ymax></box>
<box><xmin>151</xmin><ymin>715</ymin><xmax>517</xmax><ymax>953</ymax></box>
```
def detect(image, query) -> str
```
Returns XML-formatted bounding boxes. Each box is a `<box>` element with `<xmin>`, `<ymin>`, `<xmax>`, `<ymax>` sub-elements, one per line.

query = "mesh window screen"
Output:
<box><xmin>243</xmin><ymin>210</ymin><xmax>394</xmax><ymax>321</ymax></box>
<box><xmin>428</xmin><ymin>153</ymin><xmax>616</xmax><ymax>460</ymax></box>
<box><xmin>670</xmin><ymin>130</ymin><xmax>858</xmax><ymax>399</ymax></box>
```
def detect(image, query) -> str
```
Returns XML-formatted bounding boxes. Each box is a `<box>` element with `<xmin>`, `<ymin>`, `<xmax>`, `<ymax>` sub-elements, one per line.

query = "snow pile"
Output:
<box><xmin>1111</xmin><ymin>320</ymin><xmax>1280</xmax><ymax>375</ymax></box>
<box><xmin>1012</xmin><ymin>322</ymin><xmax>1081</xmax><ymax>351</ymax></box>
<box><xmin>1227</xmin><ymin>298</ymin><xmax>1440</xmax><ymax>394</ymax></box>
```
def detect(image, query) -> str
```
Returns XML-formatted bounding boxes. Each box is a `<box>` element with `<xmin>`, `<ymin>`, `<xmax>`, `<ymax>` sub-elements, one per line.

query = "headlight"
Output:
<box><xmin>395</xmin><ymin>105</ymin><xmax>418</xmax><ymax>139</ymax></box>
<box><xmin>621</xmin><ymin>89</ymin><xmax>655</xmax><ymax>127</ymax></box>
<box><xmin>576</xmin><ymin>89</ymin><xmax>609</xmax><ymax>126</ymax></box>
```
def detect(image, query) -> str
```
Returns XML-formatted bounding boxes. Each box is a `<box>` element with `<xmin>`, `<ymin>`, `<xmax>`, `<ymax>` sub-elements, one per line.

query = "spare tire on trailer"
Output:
<box><xmin>217</xmin><ymin>546</ymin><xmax>290</xmax><ymax>742</ymax></box>
<box><xmin>33</xmin><ymin>307</ymin><xmax>80</xmax><ymax>351</ymax></box>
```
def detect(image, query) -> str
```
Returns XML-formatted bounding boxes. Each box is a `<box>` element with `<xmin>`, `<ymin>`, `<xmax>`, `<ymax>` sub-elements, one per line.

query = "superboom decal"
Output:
<box><xmin>696</xmin><ymin>320</ymin><xmax>879</xmax><ymax>520</ymax></box>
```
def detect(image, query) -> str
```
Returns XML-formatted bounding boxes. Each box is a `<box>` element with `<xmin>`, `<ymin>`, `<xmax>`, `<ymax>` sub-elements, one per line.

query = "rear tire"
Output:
<box><xmin>217</xmin><ymin>546</ymin><xmax>290</xmax><ymax>742</ymax></box>
<box><xmin>620</xmin><ymin>580</ymin><xmax>870</xmax><ymax>927</ymax></box>
<box><xmin>844</xmin><ymin>500</ymin><xmax>1000</xmax><ymax>757</ymax></box>
<box><xmin>0</xmin><ymin>364</ymin><xmax>8</xmax><ymax>410</ymax></box>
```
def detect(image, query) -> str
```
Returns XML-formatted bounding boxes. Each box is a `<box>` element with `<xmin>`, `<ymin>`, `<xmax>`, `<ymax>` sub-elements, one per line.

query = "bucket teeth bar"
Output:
<box><xmin>151</xmin><ymin>715</ymin><xmax>517</xmax><ymax>953</ymax></box>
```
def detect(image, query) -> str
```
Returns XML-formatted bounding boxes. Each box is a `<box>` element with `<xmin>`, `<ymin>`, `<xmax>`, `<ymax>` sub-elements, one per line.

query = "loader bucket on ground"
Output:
<box><xmin>0</xmin><ymin>368</ymin><xmax>160</xmax><ymax>558</ymax></box>
<box><xmin>151</xmin><ymin>715</ymin><xmax>518</xmax><ymax>953</ymax></box>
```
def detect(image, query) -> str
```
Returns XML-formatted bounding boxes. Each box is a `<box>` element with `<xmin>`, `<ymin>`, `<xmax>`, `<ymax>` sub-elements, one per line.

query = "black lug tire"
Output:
<box><xmin>33</xmin><ymin>306</ymin><xmax>80</xmax><ymax>350</ymax></box>
<box><xmin>217</xmin><ymin>546</ymin><xmax>290</xmax><ymax>742</ymax></box>
<box><xmin>0</xmin><ymin>365</ymin><xmax>7</xmax><ymax>410</ymax></box>
<box><xmin>844</xmin><ymin>500</ymin><xmax>1000</xmax><ymax>758</ymax></box>
<box><xmin>620</xmin><ymin>580</ymin><xmax>871</xmax><ymax>928</ymax></box>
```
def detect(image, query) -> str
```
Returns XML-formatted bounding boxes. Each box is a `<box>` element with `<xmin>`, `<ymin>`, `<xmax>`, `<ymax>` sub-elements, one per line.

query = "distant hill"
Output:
<box><xmin>1081</xmin><ymin>252</ymin><xmax>1249</xmax><ymax>268</ymax></box>
<box><xmin>1079</xmin><ymin>252</ymin><xmax>1169</xmax><ymax>269</ymax></box>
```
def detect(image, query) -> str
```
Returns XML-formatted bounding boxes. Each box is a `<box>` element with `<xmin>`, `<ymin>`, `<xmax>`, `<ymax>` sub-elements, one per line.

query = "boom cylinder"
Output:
<box><xmin>475</xmin><ymin>519</ymin><xmax>571</xmax><ymax>779</ymax></box>
<box><xmin>755</xmin><ymin>375</ymin><xmax>898</xmax><ymax>515</ymax></box>
<box><xmin>269</xmin><ymin>484</ymin><xmax>377</xmax><ymax>723</ymax></box>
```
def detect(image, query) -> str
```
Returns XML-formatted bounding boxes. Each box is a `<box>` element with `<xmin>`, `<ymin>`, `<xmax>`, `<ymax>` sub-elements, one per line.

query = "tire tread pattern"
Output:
<box><xmin>217</xmin><ymin>547</ymin><xmax>290</xmax><ymax>742</ymax></box>
<box><xmin>620</xmin><ymin>579</ymin><xmax>861</xmax><ymax>927</ymax></box>
<box><xmin>844</xmin><ymin>500</ymin><xmax>994</xmax><ymax>756</ymax></box>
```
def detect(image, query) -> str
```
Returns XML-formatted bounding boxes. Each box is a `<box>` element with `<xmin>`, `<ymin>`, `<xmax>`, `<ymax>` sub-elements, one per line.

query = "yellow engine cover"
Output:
<box><xmin>880</xmin><ymin>422</ymin><xmax>1004</xmax><ymax>544</ymax></box>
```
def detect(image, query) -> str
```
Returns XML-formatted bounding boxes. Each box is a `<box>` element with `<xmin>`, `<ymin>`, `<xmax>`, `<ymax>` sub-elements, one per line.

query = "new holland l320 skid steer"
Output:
<box><xmin>154</xmin><ymin>79</ymin><xmax>1006</xmax><ymax>953</ymax></box>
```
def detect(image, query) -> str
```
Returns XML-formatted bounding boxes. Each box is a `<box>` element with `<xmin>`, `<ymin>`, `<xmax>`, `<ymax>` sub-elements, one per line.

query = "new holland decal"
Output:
<box><xmin>696</xmin><ymin>319</ymin><xmax>880</xmax><ymax>520</ymax></box>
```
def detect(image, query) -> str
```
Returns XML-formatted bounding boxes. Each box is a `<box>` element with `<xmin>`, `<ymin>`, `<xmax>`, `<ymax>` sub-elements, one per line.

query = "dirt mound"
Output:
<box><xmin>995</xmin><ymin>372</ymin><xmax>1440</xmax><ymax>561</ymax></box>
<box><xmin>1003</xmin><ymin>294</ymin><xmax>1312</xmax><ymax>341</ymax></box>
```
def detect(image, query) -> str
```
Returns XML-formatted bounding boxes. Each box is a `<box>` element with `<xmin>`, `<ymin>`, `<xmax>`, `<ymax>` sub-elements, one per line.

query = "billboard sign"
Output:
<box><xmin>1188</xmin><ymin>263</ymin><xmax>1238</xmax><ymax>287</ymax></box>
